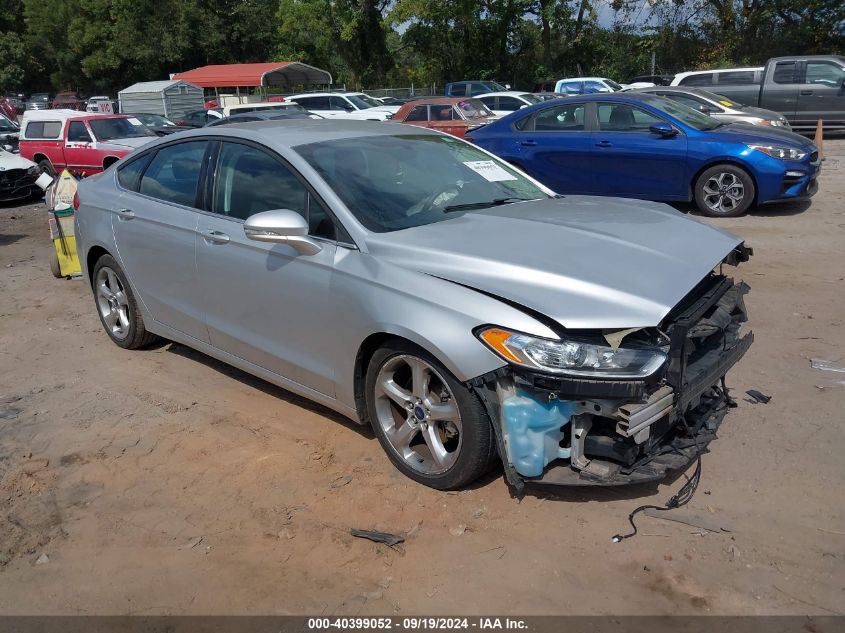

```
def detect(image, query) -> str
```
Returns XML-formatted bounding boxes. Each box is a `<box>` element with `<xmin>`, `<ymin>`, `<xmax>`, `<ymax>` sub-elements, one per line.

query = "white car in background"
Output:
<box><xmin>554</xmin><ymin>77</ymin><xmax>628</xmax><ymax>94</ymax></box>
<box><xmin>286</xmin><ymin>92</ymin><xmax>399</xmax><ymax>121</ymax></box>
<box><xmin>475</xmin><ymin>91</ymin><xmax>544</xmax><ymax>117</ymax></box>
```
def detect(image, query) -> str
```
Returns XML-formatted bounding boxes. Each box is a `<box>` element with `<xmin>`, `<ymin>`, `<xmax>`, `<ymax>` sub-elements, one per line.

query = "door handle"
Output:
<box><xmin>114</xmin><ymin>208</ymin><xmax>135</xmax><ymax>220</ymax></box>
<box><xmin>520</xmin><ymin>140</ymin><xmax>538</xmax><ymax>147</ymax></box>
<box><xmin>595</xmin><ymin>140</ymin><xmax>613</xmax><ymax>147</ymax></box>
<box><xmin>800</xmin><ymin>89</ymin><xmax>813</xmax><ymax>96</ymax></box>
<box><xmin>201</xmin><ymin>230</ymin><xmax>230</xmax><ymax>244</ymax></box>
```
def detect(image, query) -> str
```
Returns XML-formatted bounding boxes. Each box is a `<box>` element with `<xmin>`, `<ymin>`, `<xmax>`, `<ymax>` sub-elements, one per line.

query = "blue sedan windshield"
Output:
<box><xmin>642</xmin><ymin>95</ymin><xmax>723</xmax><ymax>131</ymax></box>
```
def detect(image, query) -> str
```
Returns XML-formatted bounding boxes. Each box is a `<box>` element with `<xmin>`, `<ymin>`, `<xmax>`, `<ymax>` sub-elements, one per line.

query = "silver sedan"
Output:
<box><xmin>630</xmin><ymin>86</ymin><xmax>790</xmax><ymax>129</ymax></box>
<box><xmin>75</xmin><ymin>120</ymin><xmax>753</xmax><ymax>490</ymax></box>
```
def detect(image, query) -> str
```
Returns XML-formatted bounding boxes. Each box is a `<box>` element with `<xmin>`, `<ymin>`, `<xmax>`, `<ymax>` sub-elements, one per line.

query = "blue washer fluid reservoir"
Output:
<box><xmin>501</xmin><ymin>390</ymin><xmax>576</xmax><ymax>477</ymax></box>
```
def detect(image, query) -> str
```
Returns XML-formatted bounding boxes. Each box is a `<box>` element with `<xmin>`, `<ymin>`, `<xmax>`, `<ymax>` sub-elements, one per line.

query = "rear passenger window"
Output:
<box><xmin>497</xmin><ymin>97</ymin><xmax>522</xmax><ymax>111</ymax></box>
<box><xmin>773</xmin><ymin>62</ymin><xmax>799</xmax><ymax>84</ymax></box>
<box><xmin>117</xmin><ymin>153</ymin><xmax>153</xmax><ymax>191</ymax></box>
<box><xmin>404</xmin><ymin>105</ymin><xmax>428</xmax><ymax>121</ymax></box>
<box><xmin>139</xmin><ymin>141</ymin><xmax>207</xmax><ymax>207</ymax></box>
<box><xmin>533</xmin><ymin>103</ymin><xmax>586</xmax><ymax>131</ymax></box>
<box><xmin>212</xmin><ymin>142</ymin><xmax>306</xmax><ymax>221</ymax></box>
<box><xmin>718</xmin><ymin>71</ymin><xmax>756</xmax><ymax>85</ymax></box>
<box><xmin>25</xmin><ymin>120</ymin><xmax>62</xmax><ymax>139</ymax></box>
<box><xmin>679</xmin><ymin>73</ymin><xmax>714</xmax><ymax>86</ymax></box>
<box><xmin>430</xmin><ymin>105</ymin><xmax>454</xmax><ymax>121</ymax></box>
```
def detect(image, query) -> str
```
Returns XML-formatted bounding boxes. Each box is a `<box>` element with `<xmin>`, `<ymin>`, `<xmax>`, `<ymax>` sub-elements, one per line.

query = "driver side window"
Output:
<box><xmin>67</xmin><ymin>121</ymin><xmax>92</xmax><ymax>142</ymax></box>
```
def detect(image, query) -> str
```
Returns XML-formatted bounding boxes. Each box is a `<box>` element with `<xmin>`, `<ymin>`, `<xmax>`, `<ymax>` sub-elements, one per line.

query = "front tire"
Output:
<box><xmin>694</xmin><ymin>164</ymin><xmax>755</xmax><ymax>217</ymax></box>
<box><xmin>91</xmin><ymin>254</ymin><xmax>159</xmax><ymax>349</ymax></box>
<box><xmin>365</xmin><ymin>341</ymin><xmax>497</xmax><ymax>490</ymax></box>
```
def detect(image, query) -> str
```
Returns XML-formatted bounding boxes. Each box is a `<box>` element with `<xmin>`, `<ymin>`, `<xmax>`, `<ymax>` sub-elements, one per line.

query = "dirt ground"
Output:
<box><xmin>1</xmin><ymin>142</ymin><xmax>843</xmax><ymax>617</ymax></box>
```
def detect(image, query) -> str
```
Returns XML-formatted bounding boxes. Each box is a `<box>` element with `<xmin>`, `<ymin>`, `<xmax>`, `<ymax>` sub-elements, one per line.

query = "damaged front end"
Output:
<box><xmin>470</xmin><ymin>261</ymin><xmax>753</xmax><ymax>490</ymax></box>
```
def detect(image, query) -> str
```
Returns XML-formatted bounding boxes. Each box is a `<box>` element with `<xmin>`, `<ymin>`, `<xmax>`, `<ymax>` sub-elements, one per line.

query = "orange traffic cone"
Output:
<box><xmin>814</xmin><ymin>118</ymin><xmax>824</xmax><ymax>161</ymax></box>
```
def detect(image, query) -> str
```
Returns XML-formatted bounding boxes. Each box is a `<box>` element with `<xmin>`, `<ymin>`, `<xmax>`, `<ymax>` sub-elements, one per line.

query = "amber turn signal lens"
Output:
<box><xmin>478</xmin><ymin>328</ymin><xmax>523</xmax><ymax>364</ymax></box>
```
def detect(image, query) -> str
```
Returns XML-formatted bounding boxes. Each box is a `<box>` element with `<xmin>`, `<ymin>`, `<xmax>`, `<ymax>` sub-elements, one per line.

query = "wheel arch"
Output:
<box><xmin>353</xmin><ymin>331</ymin><xmax>464</xmax><ymax>426</ymax></box>
<box><xmin>690</xmin><ymin>159</ymin><xmax>759</xmax><ymax>204</ymax></box>
<box><xmin>85</xmin><ymin>244</ymin><xmax>112</xmax><ymax>286</ymax></box>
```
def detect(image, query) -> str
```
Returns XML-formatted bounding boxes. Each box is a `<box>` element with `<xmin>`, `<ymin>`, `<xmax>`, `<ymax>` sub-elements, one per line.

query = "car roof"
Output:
<box><xmin>558</xmin><ymin>77</ymin><xmax>612</xmax><ymax>82</ymax></box>
<box><xmin>139</xmin><ymin>119</ymin><xmax>439</xmax><ymax>150</ymax></box>
<box><xmin>673</xmin><ymin>67</ymin><xmax>762</xmax><ymax>79</ymax></box>
<box><xmin>476</xmin><ymin>92</ymin><xmax>532</xmax><ymax>98</ymax></box>
<box><xmin>288</xmin><ymin>92</ymin><xmax>364</xmax><ymax>99</ymax></box>
<box><xmin>22</xmin><ymin>110</ymin><xmax>129</xmax><ymax>122</ymax></box>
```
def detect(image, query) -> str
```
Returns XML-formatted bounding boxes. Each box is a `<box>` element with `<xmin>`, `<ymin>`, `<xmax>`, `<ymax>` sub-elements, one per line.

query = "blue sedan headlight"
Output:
<box><xmin>747</xmin><ymin>144</ymin><xmax>806</xmax><ymax>160</ymax></box>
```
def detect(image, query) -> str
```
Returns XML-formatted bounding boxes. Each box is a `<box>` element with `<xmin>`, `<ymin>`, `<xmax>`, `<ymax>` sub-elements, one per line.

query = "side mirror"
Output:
<box><xmin>699</xmin><ymin>105</ymin><xmax>713</xmax><ymax>115</ymax></box>
<box><xmin>649</xmin><ymin>122</ymin><xmax>678</xmax><ymax>137</ymax></box>
<box><xmin>243</xmin><ymin>209</ymin><xmax>322</xmax><ymax>256</ymax></box>
<box><xmin>505</xmin><ymin>84</ymin><xmax>511</xmax><ymax>90</ymax></box>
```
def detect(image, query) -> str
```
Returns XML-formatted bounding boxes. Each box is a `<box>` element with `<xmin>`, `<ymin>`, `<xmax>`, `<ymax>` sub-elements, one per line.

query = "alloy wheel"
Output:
<box><xmin>702</xmin><ymin>172</ymin><xmax>745</xmax><ymax>215</ymax></box>
<box><xmin>374</xmin><ymin>354</ymin><xmax>462</xmax><ymax>475</ymax></box>
<box><xmin>95</xmin><ymin>266</ymin><xmax>130</xmax><ymax>340</ymax></box>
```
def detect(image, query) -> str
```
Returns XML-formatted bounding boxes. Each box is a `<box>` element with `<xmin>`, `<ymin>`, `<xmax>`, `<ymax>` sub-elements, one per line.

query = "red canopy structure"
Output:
<box><xmin>172</xmin><ymin>62</ymin><xmax>332</xmax><ymax>90</ymax></box>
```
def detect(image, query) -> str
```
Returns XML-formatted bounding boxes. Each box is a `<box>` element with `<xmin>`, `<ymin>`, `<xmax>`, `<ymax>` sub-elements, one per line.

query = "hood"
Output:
<box><xmin>365</xmin><ymin>197</ymin><xmax>744</xmax><ymax>330</ymax></box>
<box><xmin>706</xmin><ymin>122</ymin><xmax>813</xmax><ymax>148</ymax></box>
<box><xmin>0</xmin><ymin>149</ymin><xmax>36</xmax><ymax>170</ymax></box>
<box><xmin>99</xmin><ymin>137</ymin><xmax>157</xmax><ymax>151</ymax></box>
<box><xmin>740</xmin><ymin>106</ymin><xmax>787</xmax><ymax>122</ymax></box>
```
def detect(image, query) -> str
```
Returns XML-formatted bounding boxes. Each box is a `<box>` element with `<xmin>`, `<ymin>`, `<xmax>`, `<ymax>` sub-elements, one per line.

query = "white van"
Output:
<box><xmin>670</xmin><ymin>67</ymin><xmax>764</xmax><ymax>88</ymax></box>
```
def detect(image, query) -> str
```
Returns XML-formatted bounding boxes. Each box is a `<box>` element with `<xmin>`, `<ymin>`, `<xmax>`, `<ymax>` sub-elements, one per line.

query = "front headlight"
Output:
<box><xmin>747</xmin><ymin>144</ymin><xmax>806</xmax><ymax>160</ymax></box>
<box><xmin>477</xmin><ymin>327</ymin><xmax>667</xmax><ymax>379</ymax></box>
<box><xmin>26</xmin><ymin>165</ymin><xmax>41</xmax><ymax>176</ymax></box>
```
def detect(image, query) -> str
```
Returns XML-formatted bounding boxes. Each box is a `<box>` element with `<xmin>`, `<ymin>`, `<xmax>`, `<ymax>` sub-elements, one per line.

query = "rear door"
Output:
<box><xmin>796</xmin><ymin>60</ymin><xmax>845</xmax><ymax>128</ymax></box>
<box><xmin>761</xmin><ymin>61</ymin><xmax>800</xmax><ymax>123</ymax></box>
<box><xmin>590</xmin><ymin>101</ymin><xmax>688</xmax><ymax>200</ymax></box>
<box><xmin>111</xmin><ymin>140</ymin><xmax>210</xmax><ymax>342</ymax></box>
<box><xmin>194</xmin><ymin>140</ymin><xmax>339</xmax><ymax>396</ymax></box>
<box><xmin>508</xmin><ymin>100</ymin><xmax>595</xmax><ymax>193</ymax></box>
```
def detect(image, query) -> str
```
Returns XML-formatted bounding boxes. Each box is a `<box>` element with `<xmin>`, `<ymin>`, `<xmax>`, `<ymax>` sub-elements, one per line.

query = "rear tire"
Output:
<box><xmin>694</xmin><ymin>164</ymin><xmax>755</xmax><ymax>217</ymax></box>
<box><xmin>365</xmin><ymin>340</ymin><xmax>497</xmax><ymax>490</ymax></box>
<box><xmin>91</xmin><ymin>254</ymin><xmax>159</xmax><ymax>349</ymax></box>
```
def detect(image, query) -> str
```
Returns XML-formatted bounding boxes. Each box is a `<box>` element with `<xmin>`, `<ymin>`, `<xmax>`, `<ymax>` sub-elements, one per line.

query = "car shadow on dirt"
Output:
<box><xmin>673</xmin><ymin>199</ymin><xmax>813</xmax><ymax>218</ymax></box>
<box><xmin>162</xmin><ymin>341</ymin><xmax>373</xmax><ymax>438</ymax></box>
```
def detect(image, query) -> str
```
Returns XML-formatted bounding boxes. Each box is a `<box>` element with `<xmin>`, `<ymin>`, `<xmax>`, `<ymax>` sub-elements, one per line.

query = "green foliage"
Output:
<box><xmin>0</xmin><ymin>0</ymin><xmax>842</xmax><ymax>94</ymax></box>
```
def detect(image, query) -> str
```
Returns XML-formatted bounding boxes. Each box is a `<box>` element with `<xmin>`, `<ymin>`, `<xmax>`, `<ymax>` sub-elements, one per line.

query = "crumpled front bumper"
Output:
<box><xmin>469</xmin><ymin>273</ymin><xmax>752</xmax><ymax>491</ymax></box>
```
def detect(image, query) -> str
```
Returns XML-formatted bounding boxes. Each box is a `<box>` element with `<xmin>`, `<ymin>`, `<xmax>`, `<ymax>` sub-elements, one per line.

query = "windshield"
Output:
<box><xmin>89</xmin><ymin>117</ymin><xmax>157</xmax><ymax>140</ymax></box>
<box><xmin>134</xmin><ymin>114</ymin><xmax>175</xmax><ymax>127</ymax></box>
<box><xmin>457</xmin><ymin>99</ymin><xmax>494</xmax><ymax>119</ymax></box>
<box><xmin>347</xmin><ymin>94</ymin><xmax>383</xmax><ymax>110</ymax></box>
<box><xmin>483</xmin><ymin>82</ymin><xmax>507</xmax><ymax>91</ymax></box>
<box><xmin>644</xmin><ymin>96</ymin><xmax>723</xmax><ymax>131</ymax></box>
<box><xmin>0</xmin><ymin>116</ymin><xmax>18</xmax><ymax>132</ymax></box>
<box><xmin>295</xmin><ymin>134</ymin><xmax>549</xmax><ymax>233</ymax></box>
<box><xmin>605</xmin><ymin>80</ymin><xmax>624</xmax><ymax>91</ymax></box>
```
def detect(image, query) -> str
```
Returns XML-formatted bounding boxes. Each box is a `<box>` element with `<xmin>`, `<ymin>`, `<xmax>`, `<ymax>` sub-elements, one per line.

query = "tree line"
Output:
<box><xmin>1</xmin><ymin>0</ymin><xmax>842</xmax><ymax>95</ymax></box>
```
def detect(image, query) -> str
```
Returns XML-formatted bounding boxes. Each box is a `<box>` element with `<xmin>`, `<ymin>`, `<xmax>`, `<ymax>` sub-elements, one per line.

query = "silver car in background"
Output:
<box><xmin>75</xmin><ymin>120</ymin><xmax>753</xmax><ymax>491</ymax></box>
<box><xmin>631</xmin><ymin>86</ymin><xmax>790</xmax><ymax>129</ymax></box>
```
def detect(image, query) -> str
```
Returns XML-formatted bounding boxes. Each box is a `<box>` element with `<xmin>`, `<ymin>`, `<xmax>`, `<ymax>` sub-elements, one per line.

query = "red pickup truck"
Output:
<box><xmin>19</xmin><ymin>111</ymin><xmax>157</xmax><ymax>176</ymax></box>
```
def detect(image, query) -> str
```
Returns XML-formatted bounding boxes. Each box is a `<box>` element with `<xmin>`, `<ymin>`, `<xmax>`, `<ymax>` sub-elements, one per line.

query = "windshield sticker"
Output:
<box><xmin>127</xmin><ymin>118</ymin><xmax>142</xmax><ymax>126</ymax></box>
<box><xmin>463</xmin><ymin>160</ymin><xmax>517</xmax><ymax>182</ymax></box>
<box><xmin>719</xmin><ymin>100</ymin><xmax>734</xmax><ymax>107</ymax></box>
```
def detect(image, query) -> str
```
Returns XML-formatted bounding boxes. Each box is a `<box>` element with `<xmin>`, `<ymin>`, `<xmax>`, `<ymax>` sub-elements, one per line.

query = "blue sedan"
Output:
<box><xmin>466</xmin><ymin>93</ymin><xmax>820</xmax><ymax>216</ymax></box>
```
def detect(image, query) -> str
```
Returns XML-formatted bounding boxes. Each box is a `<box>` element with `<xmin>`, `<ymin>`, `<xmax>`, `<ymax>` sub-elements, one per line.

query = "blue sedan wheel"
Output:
<box><xmin>694</xmin><ymin>164</ymin><xmax>755</xmax><ymax>218</ymax></box>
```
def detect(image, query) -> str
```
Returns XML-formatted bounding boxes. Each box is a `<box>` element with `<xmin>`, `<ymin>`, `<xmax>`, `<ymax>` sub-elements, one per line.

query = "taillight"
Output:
<box><xmin>73</xmin><ymin>192</ymin><xmax>80</xmax><ymax>210</ymax></box>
